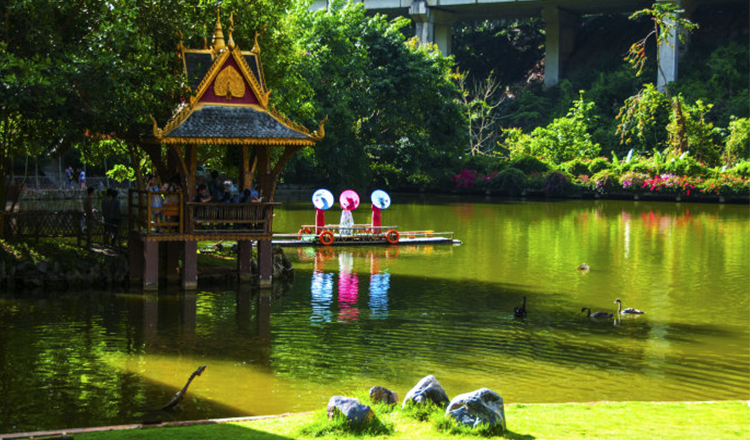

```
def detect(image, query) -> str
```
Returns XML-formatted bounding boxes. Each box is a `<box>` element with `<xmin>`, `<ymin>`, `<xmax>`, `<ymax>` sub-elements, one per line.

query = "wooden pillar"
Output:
<box><xmin>183</xmin><ymin>240</ymin><xmax>198</xmax><ymax>290</ymax></box>
<box><xmin>258</xmin><ymin>239</ymin><xmax>273</xmax><ymax>288</ymax></box>
<box><xmin>129</xmin><ymin>231</ymin><xmax>144</xmax><ymax>286</ymax></box>
<box><xmin>143</xmin><ymin>240</ymin><xmax>159</xmax><ymax>291</ymax></box>
<box><xmin>185</xmin><ymin>144</ymin><xmax>198</xmax><ymax>206</ymax></box>
<box><xmin>166</xmin><ymin>241</ymin><xmax>181</xmax><ymax>283</ymax></box>
<box><xmin>237</xmin><ymin>240</ymin><xmax>253</xmax><ymax>282</ymax></box>
<box><xmin>239</xmin><ymin>145</ymin><xmax>257</xmax><ymax>191</ymax></box>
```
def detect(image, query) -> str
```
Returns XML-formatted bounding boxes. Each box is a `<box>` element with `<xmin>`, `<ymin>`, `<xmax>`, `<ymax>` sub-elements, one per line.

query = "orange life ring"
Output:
<box><xmin>386</xmin><ymin>229</ymin><xmax>399</xmax><ymax>244</ymax></box>
<box><xmin>319</xmin><ymin>231</ymin><xmax>335</xmax><ymax>246</ymax></box>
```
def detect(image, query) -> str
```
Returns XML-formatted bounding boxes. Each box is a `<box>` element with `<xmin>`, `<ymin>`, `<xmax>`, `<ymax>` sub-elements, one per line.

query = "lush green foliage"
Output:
<box><xmin>502</xmin><ymin>93</ymin><xmax>600</xmax><ymax>164</ymax></box>
<box><xmin>283</xmin><ymin>0</ymin><xmax>465</xmax><ymax>190</ymax></box>
<box><xmin>722</xmin><ymin>117</ymin><xmax>750</xmax><ymax>166</ymax></box>
<box><xmin>2</xmin><ymin>1</ymin><xmax>746</xmax><ymax>200</ymax></box>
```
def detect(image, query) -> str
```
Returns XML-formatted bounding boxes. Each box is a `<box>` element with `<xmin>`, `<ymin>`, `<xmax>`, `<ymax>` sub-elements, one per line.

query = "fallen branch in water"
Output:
<box><xmin>161</xmin><ymin>365</ymin><xmax>207</xmax><ymax>411</ymax></box>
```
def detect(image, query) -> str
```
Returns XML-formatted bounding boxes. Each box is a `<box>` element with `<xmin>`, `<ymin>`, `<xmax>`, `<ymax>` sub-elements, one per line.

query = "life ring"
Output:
<box><xmin>386</xmin><ymin>229</ymin><xmax>399</xmax><ymax>244</ymax></box>
<box><xmin>319</xmin><ymin>231</ymin><xmax>335</xmax><ymax>246</ymax></box>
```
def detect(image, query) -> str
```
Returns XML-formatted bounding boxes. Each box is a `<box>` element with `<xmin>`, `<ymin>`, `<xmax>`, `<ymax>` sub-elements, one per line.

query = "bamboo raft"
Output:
<box><xmin>273</xmin><ymin>224</ymin><xmax>461</xmax><ymax>247</ymax></box>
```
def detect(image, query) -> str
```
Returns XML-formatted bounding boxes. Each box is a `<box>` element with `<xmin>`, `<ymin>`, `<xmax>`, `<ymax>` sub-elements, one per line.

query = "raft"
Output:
<box><xmin>273</xmin><ymin>224</ymin><xmax>461</xmax><ymax>247</ymax></box>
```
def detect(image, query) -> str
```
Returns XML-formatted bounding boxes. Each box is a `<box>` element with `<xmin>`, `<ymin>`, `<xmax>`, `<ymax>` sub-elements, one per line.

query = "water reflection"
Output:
<box><xmin>337</xmin><ymin>252</ymin><xmax>359</xmax><ymax>323</ymax></box>
<box><xmin>2</xmin><ymin>198</ymin><xmax>748</xmax><ymax>433</ymax></box>
<box><xmin>307</xmin><ymin>249</ymin><xmax>394</xmax><ymax>325</ymax></box>
<box><xmin>369</xmin><ymin>254</ymin><xmax>390</xmax><ymax>320</ymax></box>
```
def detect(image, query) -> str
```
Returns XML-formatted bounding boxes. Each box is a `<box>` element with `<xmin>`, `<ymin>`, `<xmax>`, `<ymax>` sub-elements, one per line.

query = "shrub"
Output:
<box><xmin>662</xmin><ymin>154</ymin><xmax>710</xmax><ymax>177</ymax></box>
<box><xmin>588</xmin><ymin>157</ymin><xmax>612</xmax><ymax>174</ymax></box>
<box><xmin>697</xmin><ymin>175</ymin><xmax>750</xmax><ymax>196</ymax></box>
<box><xmin>510</xmin><ymin>155</ymin><xmax>550</xmax><ymax>174</ymax></box>
<box><xmin>543</xmin><ymin>171</ymin><xmax>571</xmax><ymax>196</ymax></box>
<box><xmin>527</xmin><ymin>93</ymin><xmax>601</xmax><ymax>163</ymax></box>
<box><xmin>667</xmin><ymin>97</ymin><xmax>722</xmax><ymax>167</ymax></box>
<box><xmin>727</xmin><ymin>161</ymin><xmax>750</xmax><ymax>179</ymax></box>
<box><xmin>493</xmin><ymin>168</ymin><xmax>528</xmax><ymax>196</ymax></box>
<box><xmin>616</xmin><ymin>83</ymin><xmax>671</xmax><ymax>153</ymax></box>
<box><xmin>619</xmin><ymin>171</ymin><xmax>649</xmax><ymax>192</ymax></box>
<box><xmin>560</xmin><ymin>158</ymin><xmax>591</xmax><ymax>177</ymax></box>
<box><xmin>451</xmin><ymin>168</ymin><xmax>478</xmax><ymax>189</ymax></box>
<box><xmin>591</xmin><ymin>169</ymin><xmax>618</xmax><ymax>194</ymax></box>
<box><xmin>723</xmin><ymin>117</ymin><xmax>750</xmax><ymax>166</ymax></box>
<box><xmin>641</xmin><ymin>174</ymin><xmax>698</xmax><ymax>195</ymax></box>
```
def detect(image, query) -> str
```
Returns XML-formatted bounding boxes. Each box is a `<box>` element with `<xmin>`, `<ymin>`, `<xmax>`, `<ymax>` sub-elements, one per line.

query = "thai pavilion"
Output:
<box><xmin>129</xmin><ymin>11</ymin><xmax>325</xmax><ymax>290</ymax></box>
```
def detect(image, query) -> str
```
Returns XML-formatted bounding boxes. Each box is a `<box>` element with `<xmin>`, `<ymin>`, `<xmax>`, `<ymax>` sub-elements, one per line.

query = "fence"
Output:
<box><xmin>0</xmin><ymin>210</ymin><xmax>126</xmax><ymax>247</ymax></box>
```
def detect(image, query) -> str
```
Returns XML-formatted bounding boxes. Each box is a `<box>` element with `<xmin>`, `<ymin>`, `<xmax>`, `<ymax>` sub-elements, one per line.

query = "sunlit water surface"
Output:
<box><xmin>1</xmin><ymin>196</ymin><xmax>748</xmax><ymax>432</ymax></box>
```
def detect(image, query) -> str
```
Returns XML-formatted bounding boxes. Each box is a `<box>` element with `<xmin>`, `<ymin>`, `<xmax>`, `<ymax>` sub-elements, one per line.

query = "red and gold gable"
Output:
<box><xmin>200</xmin><ymin>56</ymin><xmax>259</xmax><ymax>105</ymax></box>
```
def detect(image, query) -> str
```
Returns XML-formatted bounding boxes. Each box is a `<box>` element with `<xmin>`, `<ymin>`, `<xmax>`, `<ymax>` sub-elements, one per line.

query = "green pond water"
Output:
<box><xmin>1</xmin><ymin>196</ymin><xmax>748</xmax><ymax>433</ymax></box>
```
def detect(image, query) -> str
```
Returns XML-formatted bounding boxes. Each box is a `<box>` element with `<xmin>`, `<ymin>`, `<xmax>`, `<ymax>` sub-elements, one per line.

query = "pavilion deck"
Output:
<box><xmin>128</xmin><ymin>189</ymin><xmax>277</xmax><ymax>241</ymax></box>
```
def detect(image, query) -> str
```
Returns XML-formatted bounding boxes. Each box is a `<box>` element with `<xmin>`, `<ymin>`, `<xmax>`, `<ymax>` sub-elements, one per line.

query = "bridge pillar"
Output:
<box><xmin>656</xmin><ymin>0</ymin><xmax>695</xmax><ymax>92</ymax></box>
<box><xmin>541</xmin><ymin>6</ymin><xmax>580</xmax><ymax>89</ymax></box>
<box><xmin>410</xmin><ymin>0</ymin><xmax>455</xmax><ymax>56</ymax></box>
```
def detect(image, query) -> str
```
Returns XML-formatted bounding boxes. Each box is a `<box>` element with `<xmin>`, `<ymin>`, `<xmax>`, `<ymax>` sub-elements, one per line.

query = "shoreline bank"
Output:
<box><xmin>2</xmin><ymin>400</ymin><xmax>747</xmax><ymax>440</ymax></box>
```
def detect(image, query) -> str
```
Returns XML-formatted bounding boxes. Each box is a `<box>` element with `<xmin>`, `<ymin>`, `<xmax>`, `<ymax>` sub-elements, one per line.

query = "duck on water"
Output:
<box><xmin>615</xmin><ymin>298</ymin><xmax>645</xmax><ymax>314</ymax></box>
<box><xmin>514</xmin><ymin>296</ymin><xmax>527</xmax><ymax>318</ymax></box>
<box><xmin>581</xmin><ymin>307</ymin><xmax>613</xmax><ymax>319</ymax></box>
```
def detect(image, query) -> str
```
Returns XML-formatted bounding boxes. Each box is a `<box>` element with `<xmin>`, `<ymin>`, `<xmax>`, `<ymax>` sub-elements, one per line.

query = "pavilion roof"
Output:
<box><xmin>152</xmin><ymin>13</ymin><xmax>324</xmax><ymax>146</ymax></box>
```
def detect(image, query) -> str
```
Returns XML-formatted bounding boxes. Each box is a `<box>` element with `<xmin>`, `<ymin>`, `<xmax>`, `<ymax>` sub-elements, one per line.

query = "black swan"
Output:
<box><xmin>581</xmin><ymin>307</ymin><xmax>613</xmax><ymax>319</ymax></box>
<box><xmin>614</xmin><ymin>298</ymin><xmax>644</xmax><ymax>314</ymax></box>
<box><xmin>514</xmin><ymin>296</ymin><xmax>527</xmax><ymax>318</ymax></box>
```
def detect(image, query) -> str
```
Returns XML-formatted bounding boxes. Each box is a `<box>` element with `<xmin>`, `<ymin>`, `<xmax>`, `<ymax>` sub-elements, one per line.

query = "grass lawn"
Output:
<box><xmin>67</xmin><ymin>400</ymin><xmax>749</xmax><ymax>440</ymax></box>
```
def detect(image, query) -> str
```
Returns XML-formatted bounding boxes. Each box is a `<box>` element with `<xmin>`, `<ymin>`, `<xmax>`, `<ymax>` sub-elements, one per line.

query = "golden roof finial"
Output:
<box><xmin>252</xmin><ymin>24</ymin><xmax>267</xmax><ymax>54</ymax></box>
<box><xmin>227</xmin><ymin>12</ymin><xmax>235</xmax><ymax>50</ymax></box>
<box><xmin>177</xmin><ymin>30</ymin><xmax>186</xmax><ymax>59</ymax></box>
<box><xmin>202</xmin><ymin>24</ymin><xmax>208</xmax><ymax>50</ymax></box>
<box><xmin>212</xmin><ymin>8</ymin><xmax>226</xmax><ymax>52</ymax></box>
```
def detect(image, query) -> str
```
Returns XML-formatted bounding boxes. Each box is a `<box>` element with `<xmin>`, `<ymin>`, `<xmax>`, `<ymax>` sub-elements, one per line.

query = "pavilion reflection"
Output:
<box><xmin>309</xmin><ymin>248</ymin><xmax>393</xmax><ymax>325</ymax></box>
<box><xmin>137</xmin><ymin>288</ymin><xmax>271</xmax><ymax>365</ymax></box>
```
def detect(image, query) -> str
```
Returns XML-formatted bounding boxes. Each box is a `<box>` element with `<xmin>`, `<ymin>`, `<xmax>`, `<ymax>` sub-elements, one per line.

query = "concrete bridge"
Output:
<box><xmin>310</xmin><ymin>0</ymin><xmax>743</xmax><ymax>88</ymax></box>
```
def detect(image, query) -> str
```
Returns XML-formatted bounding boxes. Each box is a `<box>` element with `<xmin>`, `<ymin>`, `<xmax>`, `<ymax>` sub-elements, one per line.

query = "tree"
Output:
<box><xmin>282</xmin><ymin>0</ymin><xmax>466</xmax><ymax>189</ymax></box>
<box><xmin>624</xmin><ymin>2</ymin><xmax>698</xmax><ymax>97</ymax></box>
<box><xmin>502</xmin><ymin>93</ymin><xmax>600</xmax><ymax>164</ymax></box>
<box><xmin>1</xmin><ymin>0</ymin><xmax>306</xmax><ymax>206</ymax></box>
<box><xmin>459</xmin><ymin>71</ymin><xmax>508</xmax><ymax>156</ymax></box>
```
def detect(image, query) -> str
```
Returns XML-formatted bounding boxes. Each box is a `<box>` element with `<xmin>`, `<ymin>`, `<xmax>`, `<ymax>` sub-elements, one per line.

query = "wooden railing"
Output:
<box><xmin>1</xmin><ymin>210</ymin><xmax>93</xmax><ymax>245</ymax></box>
<box><xmin>128</xmin><ymin>189</ymin><xmax>276</xmax><ymax>236</ymax></box>
<box><xmin>188</xmin><ymin>202</ymin><xmax>276</xmax><ymax>234</ymax></box>
<box><xmin>128</xmin><ymin>189</ymin><xmax>184</xmax><ymax>234</ymax></box>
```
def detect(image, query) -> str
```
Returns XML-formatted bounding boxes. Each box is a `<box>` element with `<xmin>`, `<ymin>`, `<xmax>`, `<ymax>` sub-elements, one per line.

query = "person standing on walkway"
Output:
<box><xmin>64</xmin><ymin>165</ymin><xmax>74</xmax><ymax>189</ymax></box>
<box><xmin>79</xmin><ymin>169</ymin><xmax>86</xmax><ymax>190</ymax></box>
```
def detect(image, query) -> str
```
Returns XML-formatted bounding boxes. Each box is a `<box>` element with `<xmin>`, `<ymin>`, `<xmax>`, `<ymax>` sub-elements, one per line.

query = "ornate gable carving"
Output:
<box><xmin>214</xmin><ymin>65</ymin><xmax>245</xmax><ymax>99</ymax></box>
